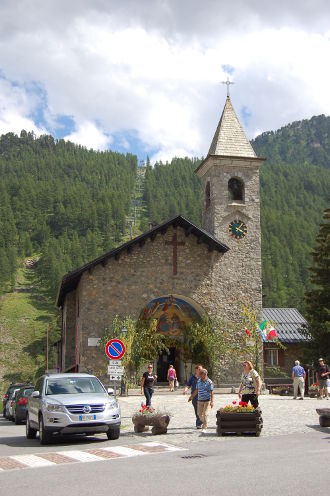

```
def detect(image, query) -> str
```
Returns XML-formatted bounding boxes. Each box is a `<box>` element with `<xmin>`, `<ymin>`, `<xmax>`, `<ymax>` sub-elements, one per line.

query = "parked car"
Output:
<box><xmin>13</xmin><ymin>386</ymin><xmax>34</xmax><ymax>424</ymax></box>
<box><xmin>3</xmin><ymin>383</ymin><xmax>28</xmax><ymax>418</ymax></box>
<box><xmin>6</xmin><ymin>389</ymin><xmax>21</xmax><ymax>420</ymax></box>
<box><xmin>26</xmin><ymin>373</ymin><xmax>121</xmax><ymax>445</ymax></box>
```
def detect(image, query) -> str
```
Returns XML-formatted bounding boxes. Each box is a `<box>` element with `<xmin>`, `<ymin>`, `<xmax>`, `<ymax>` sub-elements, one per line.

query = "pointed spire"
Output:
<box><xmin>208</xmin><ymin>96</ymin><xmax>256</xmax><ymax>158</ymax></box>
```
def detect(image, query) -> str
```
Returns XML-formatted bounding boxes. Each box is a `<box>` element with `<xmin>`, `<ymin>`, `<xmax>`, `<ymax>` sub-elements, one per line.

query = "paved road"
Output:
<box><xmin>1</xmin><ymin>394</ymin><xmax>329</xmax><ymax>495</ymax></box>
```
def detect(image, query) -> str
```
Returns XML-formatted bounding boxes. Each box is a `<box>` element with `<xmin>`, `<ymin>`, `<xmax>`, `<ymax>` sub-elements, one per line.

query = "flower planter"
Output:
<box><xmin>216</xmin><ymin>407</ymin><xmax>263</xmax><ymax>436</ymax></box>
<box><xmin>132</xmin><ymin>414</ymin><xmax>170</xmax><ymax>435</ymax></box>
<box><xmin>316</xmin><ymin>408</ymin><xmax>330</xmax><ymax>427</ymax></box>
<box><xmin>308</xmin><ymin>391</ymin><xmax>318</xmax><ymax>398</ymax></box>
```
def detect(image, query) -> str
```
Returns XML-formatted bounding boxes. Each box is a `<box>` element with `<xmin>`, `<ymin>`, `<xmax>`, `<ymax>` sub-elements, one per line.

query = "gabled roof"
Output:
<box><xmin>262</xmin><ymin>308</ymin><xmax>310</xmax><ymax>343</ymax></box>
<box><xmin>208</xmin><ymin>96</ymin><xmax>257</xmax><ymax>158</ymax></box>
<box><xmin>56</xmin><ymin>215</ymin><xmax>229</xmax><ymax>307</ymax></box>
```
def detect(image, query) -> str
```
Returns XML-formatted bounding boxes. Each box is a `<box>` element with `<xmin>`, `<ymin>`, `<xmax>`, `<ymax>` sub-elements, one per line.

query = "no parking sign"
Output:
<box><xmin>105</xmin><ymin>338</ymin><xmax>126</xmax><ymax>360</ymax></box>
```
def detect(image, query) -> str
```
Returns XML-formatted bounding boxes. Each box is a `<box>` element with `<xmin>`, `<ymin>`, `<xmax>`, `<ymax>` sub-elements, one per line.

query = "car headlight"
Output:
<box><xmin>106</xmin><ymin>400</ymin><xmax>118</xmax><ymax>410</ymax></box>
<box><xmin>46</xmin><ymin>403</ymin><xmax>66</xmax><ymax>412</ymax></box>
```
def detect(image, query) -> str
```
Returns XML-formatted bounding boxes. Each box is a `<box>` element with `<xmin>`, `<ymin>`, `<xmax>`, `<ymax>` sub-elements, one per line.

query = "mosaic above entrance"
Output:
<box><xmin>140</xmin><ymin>295</ymin><xmax>201</xmax><ymax>336</ymax></box>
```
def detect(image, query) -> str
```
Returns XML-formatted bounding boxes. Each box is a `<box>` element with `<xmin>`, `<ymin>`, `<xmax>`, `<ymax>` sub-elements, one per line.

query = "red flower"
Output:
<box><xmin>239</xmin><ymin>401</ymin><xmax>243</xmax><ymax>406</ymax></box>
<box><xmin>232</xmin><ymin>401</ymin><xmax>237</xmax><ymax>405</ymax></box>
<box><xmin>245</xmin><ymin>328</ymin><xmax>250</xmax><ymax>337</ymax></box>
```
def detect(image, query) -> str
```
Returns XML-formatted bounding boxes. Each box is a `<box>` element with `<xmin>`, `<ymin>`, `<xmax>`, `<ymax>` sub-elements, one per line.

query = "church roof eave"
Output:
<box><xmin>195</xmin><ymin>153</ymin><xmax>265</xmax><ymax>175</ymax></box>
<box><xmin>56</xmin><ymin>214</ymin><xmax>229</xmax><ymax>307</ymax></box>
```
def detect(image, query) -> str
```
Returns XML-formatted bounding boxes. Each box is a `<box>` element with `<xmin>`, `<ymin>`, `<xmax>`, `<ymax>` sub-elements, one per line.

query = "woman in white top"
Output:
<box><xmin>238</xmin><ymin>361</ymin><xmax>262</xmax><ymax>408</ymax></box>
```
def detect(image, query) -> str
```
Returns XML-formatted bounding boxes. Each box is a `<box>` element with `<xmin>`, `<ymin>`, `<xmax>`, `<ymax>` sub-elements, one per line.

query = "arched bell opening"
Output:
<box><xmin>228</xmin><ymin>177</ymin><xmax>244</xmax><ymax>203</ymax></box>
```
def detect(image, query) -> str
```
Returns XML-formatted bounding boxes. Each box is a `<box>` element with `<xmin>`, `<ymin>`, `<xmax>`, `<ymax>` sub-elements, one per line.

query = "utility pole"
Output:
<box><xmin>46</xmin><ymin>323</ymin><xmax>50</xmax><ymax>372</ymax></box>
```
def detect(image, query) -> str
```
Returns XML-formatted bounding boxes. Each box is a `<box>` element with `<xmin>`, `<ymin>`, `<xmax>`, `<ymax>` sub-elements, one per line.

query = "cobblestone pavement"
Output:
<box><xmin>119</xmin><ymin>393</ymin><xmax>326</xmax><ymax>444</ymax></box>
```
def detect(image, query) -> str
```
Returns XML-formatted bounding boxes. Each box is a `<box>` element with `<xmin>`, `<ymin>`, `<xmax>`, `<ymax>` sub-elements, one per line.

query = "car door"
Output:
<box><xmin>29</xmin><ymin>377</ymin><xmax>44</xmax><ymax>426</ymax></box>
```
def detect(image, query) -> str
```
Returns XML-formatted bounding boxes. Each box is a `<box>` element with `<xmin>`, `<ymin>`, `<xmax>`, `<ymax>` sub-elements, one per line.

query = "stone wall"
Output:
<box><xmin>62</xmin><ymin>290</ymin><xmax>77</xmax><ymax>371</ymax></box>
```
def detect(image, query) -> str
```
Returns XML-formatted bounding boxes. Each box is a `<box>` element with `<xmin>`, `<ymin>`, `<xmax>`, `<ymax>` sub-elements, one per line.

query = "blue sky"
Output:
<box><xmin>0</xmin><ymin>0</ymin><xmax>329</xmax><ymax>163</ymax></box>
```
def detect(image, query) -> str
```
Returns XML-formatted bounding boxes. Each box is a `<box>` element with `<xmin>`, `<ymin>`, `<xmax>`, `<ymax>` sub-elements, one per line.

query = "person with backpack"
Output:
<box><xmin>238</xmin><ymin>361</ymin><xmax>262</xmax><ymax>408</ymax></box>
<box><xmin>188</xmin><ymin>368</ymin><xmax>214</xmax><ymax>434</ymax></box>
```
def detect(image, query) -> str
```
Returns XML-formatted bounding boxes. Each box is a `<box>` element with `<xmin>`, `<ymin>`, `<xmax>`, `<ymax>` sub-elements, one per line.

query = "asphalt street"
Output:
<box><xmin>1</xmin><ymin>394</ymin><xmax>329</xmax><ymax>496</ymax></box>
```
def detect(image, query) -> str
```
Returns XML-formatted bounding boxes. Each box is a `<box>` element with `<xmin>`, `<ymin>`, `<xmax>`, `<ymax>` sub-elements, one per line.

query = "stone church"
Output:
<box><xmin>56</xmin><ymin>94</ymin><xmax>265</xmax><ymax>383</ymax></box>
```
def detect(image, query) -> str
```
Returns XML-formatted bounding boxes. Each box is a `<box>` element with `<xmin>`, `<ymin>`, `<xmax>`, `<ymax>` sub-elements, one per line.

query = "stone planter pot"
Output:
<box><xmin>132</xmin><ymin>414</ymin><xmax>170</xmax><ymax>435</ymax></box>
<box><xmin>316</xmin><ymin>408</ymin><xmax>330</xmax><ymax>427</ymax></box>
<box><xmin>308</xmin><ymin>391</ymin><xmax>318</xmax><ymax>398</ymax></box>
<box><xmin>216</xmin><ymin>407</ymin><xmax>263</xmax><ymax>437</ymax></box>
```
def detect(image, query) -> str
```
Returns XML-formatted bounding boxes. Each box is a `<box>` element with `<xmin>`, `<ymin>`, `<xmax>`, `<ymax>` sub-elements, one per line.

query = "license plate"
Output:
<box><xmin>79</xmin><ymin>414</ymin><xmax>96</xmax><ymax>421</ymax></box>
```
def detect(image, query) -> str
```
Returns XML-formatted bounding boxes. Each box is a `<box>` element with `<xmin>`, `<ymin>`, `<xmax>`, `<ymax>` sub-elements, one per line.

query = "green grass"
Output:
<box><xmin>0</xmin><ymin>263</ymin><xmax>59</xmax><ymax>394</ymax></box>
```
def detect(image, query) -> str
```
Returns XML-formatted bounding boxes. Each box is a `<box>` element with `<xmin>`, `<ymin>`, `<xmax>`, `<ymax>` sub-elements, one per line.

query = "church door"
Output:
<box><xmin>157</xmin><ymin>347</ymin><xmax>180</xmax><ymax>382</ymax></box>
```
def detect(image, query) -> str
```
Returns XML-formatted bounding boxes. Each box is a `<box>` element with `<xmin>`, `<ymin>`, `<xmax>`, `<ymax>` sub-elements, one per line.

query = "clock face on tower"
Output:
<box><xmin>229</xmin><ymin>219</ymin><xmax>247</xmax><ymax>239</ymax></box>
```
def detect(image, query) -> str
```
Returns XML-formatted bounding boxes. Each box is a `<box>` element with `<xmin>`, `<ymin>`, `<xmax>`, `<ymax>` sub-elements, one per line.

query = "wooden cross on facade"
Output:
<box><xmin>165</xmin><ymin>232</ymin><xmax>185</xmax><ymax>276</ymax></box>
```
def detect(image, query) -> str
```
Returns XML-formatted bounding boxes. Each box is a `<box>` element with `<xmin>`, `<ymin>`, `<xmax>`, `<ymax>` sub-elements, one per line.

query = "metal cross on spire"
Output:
<box><xmin>221</xmin><ymin>77</ymin><xmax>234</xmax><ymax>97</ymax></box>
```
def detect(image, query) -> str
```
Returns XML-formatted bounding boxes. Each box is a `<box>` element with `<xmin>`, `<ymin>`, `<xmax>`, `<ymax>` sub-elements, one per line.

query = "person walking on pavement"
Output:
<box><xmin>183</xmin><ymin>364</ymin><xmax>203</xmax><ymax>428</ymax></box>
<box><xmin>316</xmin><ymin>358</ymin><xmax>330</xmax><ymax>400</ymax></box>
<box><xmin>238</xmin><ymin>361</ymin><xmax>262</xmax><ymax>408</ymax></box>
<box><xmin>141</xmin><ymin>363</ymin><xmax>157</xmax><ymax>407</ymax></box>
<box><xmin>167</xmin><ymin>364</ymin><xmax>177</xmax><ymax>392</ymax></box>
<box><xmin>188</xmin><ymin>368</ymin><xmax>214</xmax><ymax>434</ymax></box>
<box><xmin>291</xmin><ymin>360</ymin><xmax>306</xmax><ymax>400</ymax></box>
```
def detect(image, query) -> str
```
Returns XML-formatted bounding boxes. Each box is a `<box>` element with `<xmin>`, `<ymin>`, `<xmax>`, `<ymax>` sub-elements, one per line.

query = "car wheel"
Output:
<box><xmin>39</xmin><ymin>415</ymin><xmax>52</xmax><ymax>445</ymax></box>
<box><xmin>26</xmin><ymin>414</ymin><xmax>37</xmax><ymax>439</ymax></box>
<box><xmin>15</xmin><ymin>415</ymin><xmax>22</xmax><ymax>425</ymax></box>
<box><xmin>107</xmin><ymin>427</ymin><xmax>120</xmax><ymax>440</ymax></box>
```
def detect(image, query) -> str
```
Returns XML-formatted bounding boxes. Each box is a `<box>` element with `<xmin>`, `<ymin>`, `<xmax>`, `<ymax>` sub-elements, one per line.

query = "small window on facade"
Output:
<box><xmin>228</xmin><ymin>177</ymin><xmax>244</xmax><ymax>202</ymax></box>
<box><xmin>205</xmin><ymin>182</ymin><xmax>211</xmax><ymax>208</ymax></box>
<box><xmin>266</xmin><ymin>349</ymin><xmax>279</xmax><ymax>367</ymax></box>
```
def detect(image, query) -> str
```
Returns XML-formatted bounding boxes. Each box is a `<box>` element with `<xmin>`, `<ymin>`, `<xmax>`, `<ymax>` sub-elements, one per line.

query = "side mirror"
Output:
<box><xmin>107</xmin><ymin>388</ymin><xmax>114</xmax><ymax>396</ymax></box>
<box><xmin>31</xmin><ymin>391</ymin><xmax>40</xmax><ymax>398</ymax></box>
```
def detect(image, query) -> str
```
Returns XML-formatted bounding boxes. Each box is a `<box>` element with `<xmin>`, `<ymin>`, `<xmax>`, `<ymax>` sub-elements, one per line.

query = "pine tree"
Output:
<box><xmin>305</xmin><ymin>208</ymin><xmax>330</xmax><ymax>361</ymax></box>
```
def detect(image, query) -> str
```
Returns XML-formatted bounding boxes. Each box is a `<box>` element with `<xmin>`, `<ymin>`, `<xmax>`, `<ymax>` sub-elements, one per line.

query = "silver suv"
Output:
<box><xmin>26</xmin><ymin>373</ymin><xmax>121</xmax><ymax>445</ymax></box>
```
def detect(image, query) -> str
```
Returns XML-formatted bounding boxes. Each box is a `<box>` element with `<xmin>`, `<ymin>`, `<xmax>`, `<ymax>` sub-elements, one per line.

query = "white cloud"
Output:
<box><xmin>0</xmin><ymin>1</ymin><xmax>329</xmax><ymax>160</ymax></box>
<box><xmin>64</xmin><ymin>122</ymin><xmax>112</xmax><ymax>150</ymax></box>
<box><xmin>0</xmin><ymin>77</ymin><xmax>46</xmax><ymax>136</ymax></box>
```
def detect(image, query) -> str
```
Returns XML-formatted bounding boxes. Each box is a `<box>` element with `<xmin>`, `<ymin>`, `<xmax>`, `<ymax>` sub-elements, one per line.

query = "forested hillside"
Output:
<box><xmin>143</xmin><ymin>116</ymin><xmax>330</xmax><ymax>312</ymax></box>
<box><xmin>0</xmin><ymin>132</ymin><xmax>137</xmax><ymax>297</ymax></box>
<box><xmin>0</xmin><ymin>115</ymin><xmax>329</xmax><ymax>312</ymax></box>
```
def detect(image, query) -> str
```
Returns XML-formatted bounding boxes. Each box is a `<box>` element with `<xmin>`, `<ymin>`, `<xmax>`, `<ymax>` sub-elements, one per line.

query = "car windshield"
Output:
<box><xmin>45</xmin><ymin>377</ymin><xmax>105</xmax><ymax>395</ymax></box>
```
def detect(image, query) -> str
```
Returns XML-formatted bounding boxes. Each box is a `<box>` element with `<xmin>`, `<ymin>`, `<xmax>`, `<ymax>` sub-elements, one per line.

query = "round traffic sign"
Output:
<box><xmin>105</xmin><ymin>338</ymin><xmax>126</xmax><ymax>360</ymax></box>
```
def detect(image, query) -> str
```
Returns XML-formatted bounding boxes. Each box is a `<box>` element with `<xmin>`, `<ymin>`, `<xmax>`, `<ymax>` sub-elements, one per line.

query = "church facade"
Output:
<box><xmin>56</xmin><ymin>95</ymin><xmax>265</xmax><ymax>384</ymax></box>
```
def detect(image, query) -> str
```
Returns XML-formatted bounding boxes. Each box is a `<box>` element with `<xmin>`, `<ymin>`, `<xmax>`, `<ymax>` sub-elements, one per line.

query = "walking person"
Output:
<box><xmin>188</xmin><ymin>368</ymin><xmax>214</xmax><ymax>434</ymax></box>
<box><xmin>167</xmin><ymin>364</ymin><xmax>177</xmax><ymax>392</ymax></box>
<box><xmin>238</xmin><ymin>361</ymin><xmax>262</xmax><ymax>408</ymax></box>
<box><xmin>141</xmin><ymin>363</ymin><xmax>157</xmax><ymax>407</ymax></box>
<box><xmin>316</xmin><ymin>358</ymin><xmax>330</xmax><ymax>400</ymax></box>
<box><xmin>291</xmin><ymin>360</ymin><xmax>306</xmax><ymax>400</ymax></box>
<box><xmin>183</xmin><ymin>364</ymin><xmax>203</xmax><ymax>428</ymax></box>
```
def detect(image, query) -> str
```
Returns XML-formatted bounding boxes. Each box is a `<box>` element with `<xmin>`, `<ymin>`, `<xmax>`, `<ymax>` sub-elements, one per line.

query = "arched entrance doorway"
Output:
<box><xmin>139</xmin><ymin>295</ymin><xmax>204</xmax><ymax>382</ymax></box>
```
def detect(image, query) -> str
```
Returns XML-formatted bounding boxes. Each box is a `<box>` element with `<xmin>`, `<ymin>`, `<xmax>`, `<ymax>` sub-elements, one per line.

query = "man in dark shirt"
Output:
<box><xmin>317</xmin><ymin>358</ymin><xmax>329</xmax><ymax>399</ymax></box>
<box><xmin>183</xmin><ymin>364</ymin><xmax>202</xmax><ymax>428</ymax></box>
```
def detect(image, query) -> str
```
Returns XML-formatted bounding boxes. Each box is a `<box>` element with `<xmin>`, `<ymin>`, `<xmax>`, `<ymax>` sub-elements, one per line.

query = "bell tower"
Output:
<box><xmin>195</xmin><ymin>92</ymin><xmax>265</xmax><ymax>324</ymax></box>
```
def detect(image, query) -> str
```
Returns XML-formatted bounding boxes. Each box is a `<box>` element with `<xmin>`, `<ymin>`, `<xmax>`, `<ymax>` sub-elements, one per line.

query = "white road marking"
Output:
<box><xmin>103</xmin><ymin>446</ymin><xmax>146</xmax><ymax>456</ymax></box>
<box><xmin>62</xmin><ymin>450</ymin><xmax>104</xmax><ymax>463</ymax></box>
<box><xmin>10</xmin><ymin>454</ymin><xmax>56</xmax><ymax>468</ymax></box>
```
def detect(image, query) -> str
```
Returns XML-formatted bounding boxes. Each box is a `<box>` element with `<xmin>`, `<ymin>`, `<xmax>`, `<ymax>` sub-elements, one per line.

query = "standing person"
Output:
<box><xmin>183</xmin><ymin>364</ymin><xmax>203</xmax><ymax>429</ymax></box>
<box><xmin>188</xmin><ymin>368</ymin><xmax>214</xmax><ymax>434</ymax></box>
<box><xmin>238</xmin><ymin>361</ymin><xmax>262</xmax><ymax>408</ymax></box>
<box><xmin>167</xmin><ymin>364</ymin><xmax>177</xmax><ymax>392</ymax></box>
<box><xmin>316</xmin><ymin>358</ymin><xmax>330</xmax><ymax>400</ymax></box>
<box><xmin>291</xmin><ymin>360</ymin><xmax>306</xmax><ymax>400</ymax></box>
<box><xmin>141</xmin><ymin>363</ymin><xmax>157</xmax><ymax>407</ymax></box>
